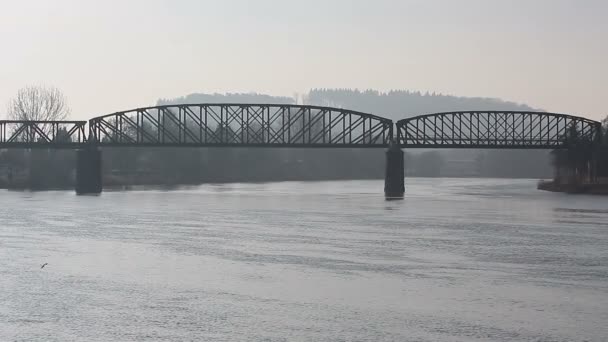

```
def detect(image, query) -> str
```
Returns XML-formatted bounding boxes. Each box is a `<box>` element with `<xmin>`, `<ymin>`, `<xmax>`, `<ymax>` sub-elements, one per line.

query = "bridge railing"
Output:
<box><xmin>396</xmin><ymin>111</ymin><xmax>601</xmax><ymax>149</ymax></box>
<box><xmin>88</xmin><ymin>104</ymin><xmax>394</xmax><ymax>147</ymax></box>
<box><xmin>0</xmin><ymin>120</ymin><xmax>88</xmax><ymax>148</ymax></box>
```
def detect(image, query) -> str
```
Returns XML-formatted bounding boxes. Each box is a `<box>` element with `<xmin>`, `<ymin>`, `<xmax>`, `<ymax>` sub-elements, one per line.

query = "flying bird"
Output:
<box><xmin>41</xmin><ymin>263</ymin><xmax>48</xmax><ymax>269</ymax></box>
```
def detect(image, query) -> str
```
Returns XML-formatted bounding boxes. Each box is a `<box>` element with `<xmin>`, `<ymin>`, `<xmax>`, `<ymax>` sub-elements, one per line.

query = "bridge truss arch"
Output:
<box><xmin>396</xmin><ymin>111</ymin><xmax>601</xmax><ymax>149</ymax></box>
<box><xmin>88</xmin><ymin>104</ymin><xmax>393</xmax><ymax>147</ymax></box>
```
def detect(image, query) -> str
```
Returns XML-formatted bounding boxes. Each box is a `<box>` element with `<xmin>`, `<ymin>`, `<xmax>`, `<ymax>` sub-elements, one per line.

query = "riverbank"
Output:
<box><xmin>537</xmin><ymin>180</ymin><xmax>608</xmax><ymax>195</ymax></box>
<box><xmin>8</xmin><ymin>176</ymin><xmax>605</xmax><ymax>194</ymax></box>
<box><xmin>0</xmin><ymin>174</ymin><xmax>383</xmax><ymax>191</ymax></box>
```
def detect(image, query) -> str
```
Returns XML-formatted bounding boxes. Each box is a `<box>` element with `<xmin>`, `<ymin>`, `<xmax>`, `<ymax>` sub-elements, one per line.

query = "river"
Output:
<box><xmin>1</xmin><ymin>178</ymin><xmax>607</xmax><ymax>341</ymax></box>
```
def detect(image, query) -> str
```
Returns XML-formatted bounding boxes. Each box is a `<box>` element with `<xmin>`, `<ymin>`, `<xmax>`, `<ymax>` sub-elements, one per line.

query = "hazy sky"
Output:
<box><xmin>0</xmin><ymin>0</ymin><xmax>606</xmax><ymax>120</ymax></box>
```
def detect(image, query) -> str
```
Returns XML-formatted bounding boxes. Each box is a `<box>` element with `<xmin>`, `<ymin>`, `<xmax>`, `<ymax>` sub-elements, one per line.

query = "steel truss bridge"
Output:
<box><xmin>396</xmin><ymin>111</ymin><xmax>601</xmax><ymax>149</ymax></box>
<box><xmin>0</xmin><ymin>104</ymin><xmax>601</xmax><ymax>196</ymax></box>
<box><xmin>89</xmin><ymin>104</ymin><xmax>393</xmax><ymax>148</ymax></box>
<box><xmin>0</xmin><ymin>105</ymin><xmax>600</xmax><ymax>149</ymax></box>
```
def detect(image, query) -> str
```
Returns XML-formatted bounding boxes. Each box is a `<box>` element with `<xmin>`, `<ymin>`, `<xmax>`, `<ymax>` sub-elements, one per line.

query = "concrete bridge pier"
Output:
<box><xmin>384</xmin><ymin>142</ymin><xmax>405</xmax><ymax>199</ymax></box>
<box><xmin>76</xmin><ymin>148</ymin><xmax>102</xmax><ymax>195</ymax></box>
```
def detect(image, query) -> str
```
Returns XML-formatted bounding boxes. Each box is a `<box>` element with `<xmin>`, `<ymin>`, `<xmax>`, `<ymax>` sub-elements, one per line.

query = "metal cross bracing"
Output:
<box><xmin>0</xmin><ymin>108</ymin><xmax>602</xmax><ymax>150</ymax></box>
<box><xmin>396</xmin><ymin>111</ymin><xmax>601</xmax><ymax>149</ymax></box>
<box><xmin>0</xmin><ymin>120</ymin><xmax>87</xmax><ymax>148</ymax></box>
<box><xmin>88</xmin><ymin>104</ymin><xmax>394</xmax><ymax>147</ymax></box>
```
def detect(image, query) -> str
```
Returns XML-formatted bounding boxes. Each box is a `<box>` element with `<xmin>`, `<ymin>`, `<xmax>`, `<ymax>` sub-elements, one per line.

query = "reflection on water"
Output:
<box><xmin>1</xmin><ymin>178</ymin><xmax>607</xmax><ymax>341</ymax></box>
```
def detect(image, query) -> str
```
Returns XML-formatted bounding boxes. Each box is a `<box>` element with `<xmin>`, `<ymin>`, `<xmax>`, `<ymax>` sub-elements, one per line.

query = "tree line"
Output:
<box><xmin>550</xmin><ymin>118</ymin><xmax>608</xmax><ymax>185</ymax></box>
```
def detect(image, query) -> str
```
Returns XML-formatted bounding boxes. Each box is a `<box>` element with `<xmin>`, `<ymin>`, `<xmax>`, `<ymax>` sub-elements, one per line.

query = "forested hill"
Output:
<box><xmin>158</xmin><ymin>89</ymin><xmax>537</xmax><ymax>121</ymax></box>
<box><xmin>306</xmin><ymin>89</ymin><xmax>537</xmax><ymax>120</ymax></box>
<box><xmin>158</xmin><ymin>92</ymin><xmax>293</xmax><ymax>106</ymax></box>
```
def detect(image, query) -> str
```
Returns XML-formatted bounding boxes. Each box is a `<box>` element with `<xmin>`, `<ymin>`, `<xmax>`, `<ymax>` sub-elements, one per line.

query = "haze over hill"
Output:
<box><xmin>158</xmin><ymin>88</ymin><xmax>537</xmax><ymax>121</ymax></box>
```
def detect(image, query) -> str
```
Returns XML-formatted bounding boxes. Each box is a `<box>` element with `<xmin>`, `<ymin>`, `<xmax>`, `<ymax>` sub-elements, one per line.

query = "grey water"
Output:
<box><xmin>1</xmin><ymin>178</ymin><xmax>607</xmax><ymax>342</ymax></box>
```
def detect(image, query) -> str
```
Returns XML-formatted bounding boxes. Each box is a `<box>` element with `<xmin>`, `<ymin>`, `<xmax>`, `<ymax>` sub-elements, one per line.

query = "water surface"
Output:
<box><xmin>1</xmin><ymin>179</ymin><xmax>607</xmax><ymax>341</ymax></box>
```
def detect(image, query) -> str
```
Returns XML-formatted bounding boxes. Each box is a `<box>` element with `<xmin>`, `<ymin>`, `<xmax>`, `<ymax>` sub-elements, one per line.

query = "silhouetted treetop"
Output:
<box><xmin>6</xmin><ymin>85</ymin><xmax>71</xmax><ymax>121</ymax></box>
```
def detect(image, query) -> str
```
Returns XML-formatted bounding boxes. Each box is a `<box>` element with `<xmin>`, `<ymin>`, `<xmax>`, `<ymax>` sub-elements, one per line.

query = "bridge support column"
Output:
<box><xmin>384</xmin><ymin>143</ymin><xmax>404</xmax><ymax>199</ymax></box>
<box><xmin>76</xmin><ymin>148</ymin><xmax>102</xmax><ymax>195</ymax></box>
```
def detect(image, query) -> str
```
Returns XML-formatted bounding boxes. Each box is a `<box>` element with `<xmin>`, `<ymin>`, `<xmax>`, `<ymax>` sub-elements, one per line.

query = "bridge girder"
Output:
<box><xmin>88</xmin><ymin>104</ymin><xmax>394</xmax><ymax>148</ymax></box>
<box><xmin>0</xmin><ymin>120</ymin><xmax>87</xmax><ymax>148</ymax></box>
<box><xmin>396</xmin><ymin>111</ymin><xmax>601</xmax><ymax>149</ymax></box>
<box><xmin>0</xmin><ymin>108</ymin><xmax>601</xmax><ymax>150</ymax></box>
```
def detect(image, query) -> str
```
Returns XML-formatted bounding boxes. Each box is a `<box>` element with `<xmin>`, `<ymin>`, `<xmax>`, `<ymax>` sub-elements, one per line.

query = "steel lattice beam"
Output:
<box><xmin>88</xmin><ymin>104</ymin><xmax>394</xmax><ymax>147</ymax></box>
<box><xmin>0</xmin><ymin>121</ymin><xmax>87</xmax><ymax>148</ymax></box>
<box><xmin>0</xmin><ymin>108</ymin><xmax>601</xmax><ymax>150</ymax></box>
<box><xmin>396</xmin><ymin>111</ymin><xmax>601</xmax><ymax>149</ymax></box>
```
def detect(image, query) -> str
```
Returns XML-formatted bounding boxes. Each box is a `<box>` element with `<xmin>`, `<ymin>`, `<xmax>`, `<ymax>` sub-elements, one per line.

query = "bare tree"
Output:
<box><xmin>7</xmin><ymin>85</ymin><xmax>70</xmax><ymax>121</ymax></box>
